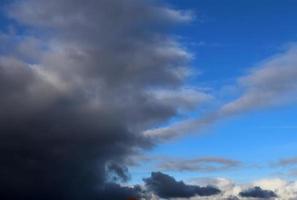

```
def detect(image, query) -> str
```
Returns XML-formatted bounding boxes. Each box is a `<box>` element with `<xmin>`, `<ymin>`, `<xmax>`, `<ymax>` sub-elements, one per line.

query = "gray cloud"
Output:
<box><xmin>179</xmin><ymin>177</ymin><xmax>297</xmax><ymax>200</ymax></box>
<box><xmin>220</xmin><ymin>45</ymin><xmax>297</xmax><ymax>116</ymax></box>
<box><xmin>0</xmin><ymin>0</ymin><xmax>196</xmax><ymax>199</ymax></box>
<box><xmin>148</xmin><ymin>87</ymin><xmax>213</xmax><ymax>112</ymax></box>
<box><xmin>239</xmin><ymin>186</ymin><xmax>277</xmax><ymax>199</ymax></box>
<box><xmin>158</xmin><ymin>157</ymin><xmax>240</xmax><ymax>172</ymax></box>
<box><xmin>143</xmin><ymin>172</ymin><xmax>221</xmax><ymax>199</ymax></box>
<box><xmin>143</xmin><ymin>112</ymin><xmax>217</xmax><ymax>139</ymax></box>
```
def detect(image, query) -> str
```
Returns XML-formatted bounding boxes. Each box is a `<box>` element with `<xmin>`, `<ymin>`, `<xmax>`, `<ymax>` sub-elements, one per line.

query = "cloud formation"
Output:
<box><xmin>0</xmin><ymin>0</ymin><xmax>197</xmax><ymax>199</ymax></box>
<box><xmin>143</xmin><ymin>172</ymin><xmax>221</xmax><ymax>199</ymax></box>
<box><xmin>158</xmin><ymin>157</ymin><xmax>240</xmax><ymax>172</ymax></box>
<box><xmin>275</xmin><ymin>156</ymin><xmax>297</xmax><ymax>167</ymax></box>
<box><xmin>239</xmin><ymin>186</ymin><xmax>277</xmax><ymax>199</ymax></box>
<box><xmin>145</xmin><ymin>45</ymin><xmax>297</xmax><ymax>140</ymax></box>
<box><xmin>183</xmin><ymin>177</ymin><xmax>297</xmax><ymax>200</ymax></box>
<box><xmin>221</xmin><ymin>45</ymin><xmax>297</xmax><ymax>115</ymax></box>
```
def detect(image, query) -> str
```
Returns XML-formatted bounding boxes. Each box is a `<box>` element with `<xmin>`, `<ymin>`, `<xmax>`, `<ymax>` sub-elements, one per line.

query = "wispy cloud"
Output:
<box><xmin>220</xmin><ymin>45</ymin><xmax>297</xmax><ymax>115</ymax></box>
<box><xmin>144</xmin><ymin>45</ymin><xmax>297</xmax><ymax>140</ymax></box>
<box><xmin>274</xmin><ymin>157</ymin><xmax>297</xmax><ymax>167</ymax></box>
<box><xmin>158</xmin><ymin>157</ymin><xmax>241</xmax><ymax>172</ymax></box>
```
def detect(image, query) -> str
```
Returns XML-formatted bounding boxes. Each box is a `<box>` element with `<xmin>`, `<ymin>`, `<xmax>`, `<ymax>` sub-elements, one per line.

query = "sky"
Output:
<box><xmin>1</xmin><ymin>0</ymin><xmax>297</xmax><ymax>200</ymax></box>
<box><xmin>131</xmin><ymin>0</ymin><xmax>297</xmax><ymax>182</ymax></box>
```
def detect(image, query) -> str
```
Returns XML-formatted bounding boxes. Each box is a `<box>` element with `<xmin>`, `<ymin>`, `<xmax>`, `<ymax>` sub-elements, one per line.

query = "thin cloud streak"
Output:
<box><xmin>158</xmin><ymin>157</ymin><xmax>241</xmax><ymax>172</ymax></box>
<box><xmin>144</xmin><ymin>45</ymin><xmax>297</xmax><ymax>140</ymax></box>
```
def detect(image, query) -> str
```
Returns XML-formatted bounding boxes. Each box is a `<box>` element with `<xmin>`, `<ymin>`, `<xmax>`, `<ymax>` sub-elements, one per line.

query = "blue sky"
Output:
<box><xmin>129</xmin><ymin>0</ymin><xmax>297</xmax><ymax>185</ymax></box>
<box><xmin>182</xmin><ymin>0</ymin><xmax>297</xmax><ymax>85</ymax></box>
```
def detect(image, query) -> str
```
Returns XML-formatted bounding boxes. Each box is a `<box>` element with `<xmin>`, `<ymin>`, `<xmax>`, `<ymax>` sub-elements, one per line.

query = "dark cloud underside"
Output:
<box><xmin>143</xmin><ymin>172</ymin><xmax>221</xmax><ymax>198</ymax></box>
<box><xmin>239</xmin><ymin>186</ymin><xmax>277</xmax><ymax>199</ymax></box>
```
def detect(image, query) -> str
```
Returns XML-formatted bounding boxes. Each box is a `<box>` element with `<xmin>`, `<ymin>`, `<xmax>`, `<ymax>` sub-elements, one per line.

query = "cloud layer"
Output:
<box><xmin>158</xmin><ymin>157</ymin><xmax>240</xmax><ymax>172</ymax></box>
<box><xmin>143</xmin><ymin>172</ymin><xmax>221</xmax><ymax>199</ymax></box>
<box><xmin>183</xmin><ymin>177</ymin><xmax>297</xmax><ymax>200</ymax></box>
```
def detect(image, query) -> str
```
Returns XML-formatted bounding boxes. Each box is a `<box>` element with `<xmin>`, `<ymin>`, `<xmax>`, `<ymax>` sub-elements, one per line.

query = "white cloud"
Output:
<box><xmin>160</xmin><ymin>7</ymin><xmax>194</xmax><ymax>23</ymax></box>
<box><xmin>253</xmin><ymin>178</ymin><xmax>297</xmax><ymax>200</ymax></box>
<box><xmin>177</xmin><ymin>177</ymin><xmax>297</xmax><ymax>200</ymax></box>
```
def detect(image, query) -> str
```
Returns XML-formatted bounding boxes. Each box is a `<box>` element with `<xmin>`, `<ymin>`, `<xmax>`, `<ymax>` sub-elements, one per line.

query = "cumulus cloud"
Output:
<box><xmin>143</xmin><ymin>172</ymin><xmax>221</xmax><ymax>199</ymax></box>
<box><xmin>120</xmin><ymin>175</ymin><xmax>297</xmax><ymax>200</ymax></box>
<box><xmin>141</xmin><ymin>176</ymin><xmax>297</xmax><ymax>200</ymax></box>
<box><xmin>184</xmin><ymin>177</ymin><xmax>297</xmax><ymax>200</ymax></box>
<box><xmin>188</xmin><ymin>177</ymin><xmax>241</xmax><ymax>200</ymax></box>
<box><xmin>239</xmin><ymin>187</ymin><xmax>277</xmax><ymax>199</ymax></box>
<box><xmin>0</xmin><ymin>0</ymin><xmax>199</xmax><ymax>199</ymax></box>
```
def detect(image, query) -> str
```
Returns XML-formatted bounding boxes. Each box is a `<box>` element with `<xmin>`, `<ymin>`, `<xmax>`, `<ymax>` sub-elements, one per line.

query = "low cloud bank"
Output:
<box><xmin>143</xmin><ymin>172</ymin><xmax>221</xmax><ymax>199</ymax></box>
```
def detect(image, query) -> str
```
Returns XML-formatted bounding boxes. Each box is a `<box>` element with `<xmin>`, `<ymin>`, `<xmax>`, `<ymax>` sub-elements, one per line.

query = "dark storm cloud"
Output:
<box><xmin>106</xmin><ymin>162</ymin><xmax>130</xmax><ymax>183</ymax></box>
<box><xmin>0</xmin><ymin>0</ymin><xmax>194</xmax><ymax>199</ymax></box>
<box><xmin>239</xmin><ymin>186</ymin><xmax>277</xmax><ymax>199</ymax></box>
<box><xmin>143</xmin><ymin>172</ymin><xmax>221</xmax><ymax>199</ymax></box>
